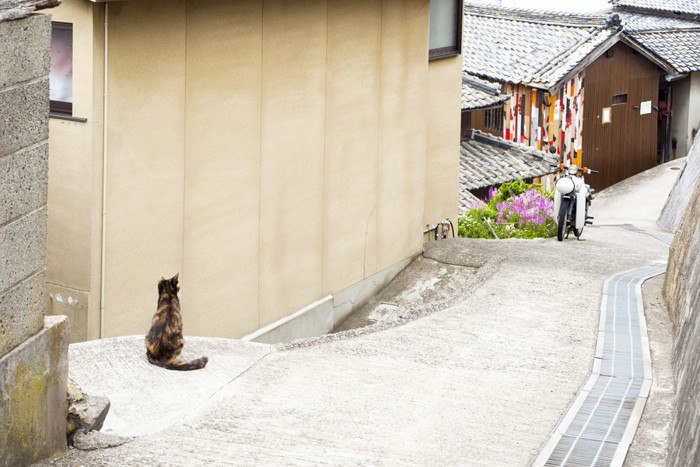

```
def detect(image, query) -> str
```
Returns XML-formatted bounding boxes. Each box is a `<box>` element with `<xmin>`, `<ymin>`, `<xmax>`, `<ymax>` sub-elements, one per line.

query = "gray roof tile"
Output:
<box><xmin>626</xmin><ymin>28</ymin><xmax>700</xmax><ymax>72</ymax></box>
<box><xmin>458</xmin><ymin>189</ymin><xmax>482</xmax><ymax>215</ymax></box>
<box><xmin>611</xmin><ymin>4</ymin><xmax>700</xmax><ymax>73</ymax></box>
<box><xmin>618</xmin><ymin>10</ymin><xmax>700</xmax><ymax>30</ymax></box>
<box><xmin>459</xmin><ymin>129</ymin><xmax>559</xmax><ymax>193</ymax></box>
<box><xmin>461</xmin><ymin>74</ymin><xmax>510</xmax><ymax>110</ymax></box>
<box><xmin>463</xmin><ymin>5</ymin><xmax>618</xmax><ymax>90</ymax></box>
<box><xmin>613</xmin><ymin>0</ymin><xmax>700</xmax><ymax>16</ymax></box>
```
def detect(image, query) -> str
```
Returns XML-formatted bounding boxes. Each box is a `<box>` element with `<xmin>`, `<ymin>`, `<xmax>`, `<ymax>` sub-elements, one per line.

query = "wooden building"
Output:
<box><xmin>461</xmin><ymin>6</ymin><xmax>685</xmax><ymax>191</ymax></box>
<box><xmin>582</xmin><ymin>42</ymin><xmax>661</xmax><ymax>189</ymax></box>
<box><xmin>613</xmin><ymin>0</ymin><xmax>700</xmax><ymax>164</ymax></box>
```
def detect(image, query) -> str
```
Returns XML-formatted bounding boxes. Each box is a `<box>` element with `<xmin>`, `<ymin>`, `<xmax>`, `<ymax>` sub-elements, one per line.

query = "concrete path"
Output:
<box><xmin>38</xmin><ymin>160</ymin><xmax>682</xmax><ymax>466</ymax></box>
<box><xmin>66</xmin><ymin>337</ymin><xmax>273</xmax><ymax>436</ymax></box>
<box><xmin>591</xmin><ymin>158</ymin><xmax>684</xmax><ymax>230</ymax></box>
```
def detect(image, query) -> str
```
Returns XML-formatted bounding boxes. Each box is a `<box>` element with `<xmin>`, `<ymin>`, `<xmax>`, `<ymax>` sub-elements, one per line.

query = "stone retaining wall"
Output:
<box><xmin>0</xmin><ymin>13</ymin><xmax>69</xmax><ymax>466</ymax></box>
<box><xmin>659</xmin><ymin>137</ymin><xmax>700</xmax><ymax>232</ymax></box>
<box><xmin>663</xmin><ymin>169</ymin><xmax>700</xmax><ymax>466</ymax></box>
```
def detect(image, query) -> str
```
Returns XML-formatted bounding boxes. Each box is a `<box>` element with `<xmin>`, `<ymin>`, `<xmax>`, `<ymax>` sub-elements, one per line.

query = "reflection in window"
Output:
<box><xmin>50</xmin><ymin>22</ymin><xmax>73</xmax><ymax>115</ymax></box>
<box><xmin>429</xmin><ymin>0</ymin><xmax>463</xmax><ymax>61</ymax></box>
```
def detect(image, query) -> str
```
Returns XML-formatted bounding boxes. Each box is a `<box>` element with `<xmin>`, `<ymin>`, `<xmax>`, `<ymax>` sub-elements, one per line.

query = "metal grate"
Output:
<box><xmin>533</xmin><ymin>262</ymin><xmax>666</xmax><ymax>467</ymax></box>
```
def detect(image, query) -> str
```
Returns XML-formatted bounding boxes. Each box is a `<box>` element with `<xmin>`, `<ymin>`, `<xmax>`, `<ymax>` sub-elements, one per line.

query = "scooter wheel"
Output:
<box><xmin>557</xmin><ymin>198</ymin><xmax>569</xmax><ymax>241</ymax></box>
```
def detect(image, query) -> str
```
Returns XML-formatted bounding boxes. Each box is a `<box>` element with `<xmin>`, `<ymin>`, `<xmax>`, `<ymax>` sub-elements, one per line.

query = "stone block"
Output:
<box><xmin>0</xmin><ymin>78</ymin><xmax>49</xmax><ymax>158</ymax></box>
<box><xmin>84</xmin><ymin>396</ymin><xmax>111</xmax><ymax>433</ymax></box>
<box><xmin>0</xmin><ymin>316</ymin><xmax>69</xmax><ymax>466</ymax></box>
<box><xmin>0</xmin><ymin>271</ymin><xmax>45</xmax><ymax>358</ymax></box>
<box><xmin>0</xmin><ymin>15</ymin><xmax>51</xmax><ymax>88</ymax></box>
<box><xmin>0</xmin><ymin>208</ymin><xmax>47</xmax><ymax>294</ymax></box>
<box><xmin>67</xmin><ymin>380</ymin><xmax>111</xmax><ymax>444</ymax></box>
<box><xmin>0</xmin><ymin>143</ymin><xmax>49</xmax><ymax>225</ymax></box>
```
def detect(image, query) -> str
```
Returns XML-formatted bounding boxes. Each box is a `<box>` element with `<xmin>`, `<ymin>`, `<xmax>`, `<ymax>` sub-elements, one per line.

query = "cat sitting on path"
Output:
<box><xmin>145</xmin><ymin>273</ymin><xmax>208</xmax><ymax>371</ymax></box>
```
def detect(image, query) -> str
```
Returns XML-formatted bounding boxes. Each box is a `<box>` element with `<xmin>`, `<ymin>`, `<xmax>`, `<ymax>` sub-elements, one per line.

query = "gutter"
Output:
<box><xmin>666</xmin><ymin>73</ymin><xmax>689</xmax><ymax>82</ymax></box>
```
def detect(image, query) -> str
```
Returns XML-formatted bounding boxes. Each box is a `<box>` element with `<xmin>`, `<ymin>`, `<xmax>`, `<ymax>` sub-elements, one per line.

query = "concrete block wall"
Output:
<box><xmin>0</xmin><ymin>13</ymin><xmax>69</xmax><ymax>466</ymax></box>
<box><xmin>663</xmin><ymin>174</ymin><xmax>700</xmax><ymax>466</ymax></box>
<box><xmin>0</xmin><ymin>14</ymin><xmax>50</xmax><ymax>357</ymax></box>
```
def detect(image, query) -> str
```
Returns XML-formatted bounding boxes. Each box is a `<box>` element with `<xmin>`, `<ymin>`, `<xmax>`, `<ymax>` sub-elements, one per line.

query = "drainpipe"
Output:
<box><xmin>99</xmin><ymin>2</ymin><xmax>109</xmax><ymax>338</ymax></box>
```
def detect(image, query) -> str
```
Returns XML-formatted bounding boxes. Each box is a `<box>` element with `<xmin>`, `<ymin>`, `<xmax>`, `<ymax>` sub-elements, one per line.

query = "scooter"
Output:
<box><xmin>553</xmin><ymin>164</ymin><xmax>598</xmax><ymax>241</ymax></box>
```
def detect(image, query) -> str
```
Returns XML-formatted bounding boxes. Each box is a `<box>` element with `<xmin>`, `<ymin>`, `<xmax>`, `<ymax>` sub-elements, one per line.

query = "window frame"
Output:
<box><xmin>429</xmin><ymin>0</ymin><xmax>464</xmax><ymax>61</ymax></box>
<box><xmin>612</xmin><ymin>93</ymin><xmax>628</xmax><ymax>106</ymax></box>
<box><xmin>485</xmin><ymin>106</ymin><xmax>504</xmax><ymax>133</ymax></box>
<box><xmin>49</xmin><ymin>21</ymin><xmax>73</xmax><ymax>117</ymax></box>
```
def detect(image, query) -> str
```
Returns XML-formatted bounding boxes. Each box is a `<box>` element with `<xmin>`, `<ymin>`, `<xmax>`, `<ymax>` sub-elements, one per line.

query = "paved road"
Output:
<box><xmin>39</xmin><ymin>160</ymin><xmax>683</xmax><ymax>466</ymax></box>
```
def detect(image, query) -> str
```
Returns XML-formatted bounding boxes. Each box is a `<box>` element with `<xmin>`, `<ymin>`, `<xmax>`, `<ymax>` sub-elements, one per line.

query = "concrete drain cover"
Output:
<box><xmin>367</xmin><ymin>303</ymin><xmax>401</xmax><ymax>323</ymax></box>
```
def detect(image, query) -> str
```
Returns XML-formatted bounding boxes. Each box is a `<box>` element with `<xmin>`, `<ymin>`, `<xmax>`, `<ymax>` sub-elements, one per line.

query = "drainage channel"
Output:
<box><xmin>533</xmin><ymin>262</ymin><xmax>667</xmax><ymax>467</ymax></box>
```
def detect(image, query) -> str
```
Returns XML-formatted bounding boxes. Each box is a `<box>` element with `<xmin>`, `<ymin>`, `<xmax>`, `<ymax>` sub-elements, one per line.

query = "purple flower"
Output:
<box><xmin>487</xmin><ymin>186</ymin><xmax>497</xmax><ymax>201</ymax></box>
<box><xmin>496</xmin><ymin>189</ymin><xmax>553</xmax><ymax>227</ymax></box>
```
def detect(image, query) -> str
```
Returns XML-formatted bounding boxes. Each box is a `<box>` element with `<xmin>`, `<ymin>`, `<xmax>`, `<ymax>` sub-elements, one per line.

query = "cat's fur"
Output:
<box><xmin>145</xmin><ymin>274</ymin><xmax>208</xmax><ymax>371</ymax></box>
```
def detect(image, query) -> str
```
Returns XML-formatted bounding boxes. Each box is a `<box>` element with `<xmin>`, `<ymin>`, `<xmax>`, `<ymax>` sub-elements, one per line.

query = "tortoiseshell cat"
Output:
<box><xmin>145</xmin><ymin>274</ymin><xmax>208</xmax><ymax>371</ymax></box>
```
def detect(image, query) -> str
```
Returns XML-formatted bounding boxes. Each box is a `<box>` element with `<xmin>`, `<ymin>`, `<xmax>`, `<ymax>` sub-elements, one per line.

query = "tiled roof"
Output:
<box><xmin>459</xmin><ymin>129</ymin><xmax>559</xmax><ymax>193</ymax></box>
<box><xmin>459</xmin><ymin>189</ymin><xmax>482</xmax><ymax>215</ymax></box>
<box><xmin>612</xmin><ymin>0</ymin><xmax>700</xmax><ymax>16</ymax></box>
<box><xmin>608</xmin><ymin>2</ymin><xmax>700</xmax><ymax>73</ymax></box>
<box><xmin>625</xmin><ymin>29</ymin><xmax>700</xmax><ymax>72</ymax></box>
<box><xmin>463</xmin><ymin>5</ymin><xmax>620</xmax><ymax>91</ymax></box>
<box><xmin>618</xmin><ymin>10</ymin><xmax>700</xmax><ymax>31</ymax></box>
<box><xmin>461</xmin><ymin>74</ymin><xmax>510</xmax><ymax>110</ymax></box>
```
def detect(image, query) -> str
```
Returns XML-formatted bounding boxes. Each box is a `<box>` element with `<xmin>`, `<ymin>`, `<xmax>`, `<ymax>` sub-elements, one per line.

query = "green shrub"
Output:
<box><xmin>458</xmin><ymin>180</ymin><xmax>556</xmax><ymax>239</ymax></box>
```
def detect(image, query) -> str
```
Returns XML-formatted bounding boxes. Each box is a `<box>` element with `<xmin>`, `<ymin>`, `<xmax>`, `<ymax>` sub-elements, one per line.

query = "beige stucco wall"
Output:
<box><xmin>425</xmin><ymin>56</ymin><xmax>462</xmax><ymax>235</ymax></box>
<box><xmin>48</xmin><ymin>0</ymin><xmax>460</xmax><ymax>340</ymax></box>
<box><xmin>47</xmin><ymin>0</ymin><xmax>104</xmax><ymax>343</ymax></box>
<box><xmin>183</xmin><ymin>0</ymin><xmax>263</xmax><ymax>336</ymax></box>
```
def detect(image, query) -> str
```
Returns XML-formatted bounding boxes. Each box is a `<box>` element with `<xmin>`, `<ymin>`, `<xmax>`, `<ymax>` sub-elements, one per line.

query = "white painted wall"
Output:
<box><xmin>670</xmin><ymin>72</ymin><xmax>700</xmax><ymax>160</ymax></box>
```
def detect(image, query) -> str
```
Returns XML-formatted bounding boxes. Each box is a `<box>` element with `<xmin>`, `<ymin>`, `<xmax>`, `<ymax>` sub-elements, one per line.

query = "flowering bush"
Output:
<box><xmin>458</xmin><ymin>180</ymin><xmax>556</xmax><ymax>239</ymax></box>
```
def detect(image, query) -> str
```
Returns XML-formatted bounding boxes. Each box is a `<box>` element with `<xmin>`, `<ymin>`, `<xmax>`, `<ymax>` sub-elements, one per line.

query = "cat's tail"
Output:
<box><xmin>148</xmin><ymin>354</ymin><xmax>209</xmax><ymax>371</ymax></box>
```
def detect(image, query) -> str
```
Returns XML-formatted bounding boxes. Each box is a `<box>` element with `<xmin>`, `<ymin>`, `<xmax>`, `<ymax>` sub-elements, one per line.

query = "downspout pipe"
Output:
<box><xmin>99</xmin><ymin>2</ymin><xmax>109</xmax><ymax>338</ymax></box>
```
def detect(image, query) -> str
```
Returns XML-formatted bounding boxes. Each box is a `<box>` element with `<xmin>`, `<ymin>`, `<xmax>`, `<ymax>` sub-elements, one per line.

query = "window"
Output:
<box><xmin>429</xmin><ymin>0</ymin><xmax>463</xmax><ymax>60</ymax></box>
<box><xmin>612</xmin><ymin>93</ymin><xmax>627</xmax><ymax>105</ymax></box>
<box><xmin>485</xmin><ymin>106</ymin><xmax>504</xmax><ymax>133</ymax></box>
<box><xmin>50</xmin><ymin>22</ymin><xmax>73</xmax><ymax>116</ymax></box>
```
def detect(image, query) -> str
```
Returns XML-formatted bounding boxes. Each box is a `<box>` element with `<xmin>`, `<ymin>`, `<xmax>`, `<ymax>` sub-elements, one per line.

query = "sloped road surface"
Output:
<box><xmin>39</xmin><ymin>160</ymin><xmax>683</xmax><ymax>466</ymax></box>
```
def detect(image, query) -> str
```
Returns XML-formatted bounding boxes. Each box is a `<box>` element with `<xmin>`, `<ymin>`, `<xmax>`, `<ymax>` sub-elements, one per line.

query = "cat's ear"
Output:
<box><xmin>171</xmin><ymin>273</ymin><xmax>179</xmax><ymax>285</ymax></box>
<box><xmin>158</xmin><ymin>277</ymin><xmax>165</xmax><ymax>295</ymax></box>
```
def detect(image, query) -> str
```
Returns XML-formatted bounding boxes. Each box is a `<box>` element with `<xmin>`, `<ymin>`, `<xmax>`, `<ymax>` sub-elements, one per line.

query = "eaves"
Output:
<box><xmin>529</xmin><ymin>31</ymin><xmax>624</xmax><ymax>94</ymax></box>
<box><xmin>619</xmin><ymin>33</ymin><xmax>679</xmax><ymax>75</ymax></box>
